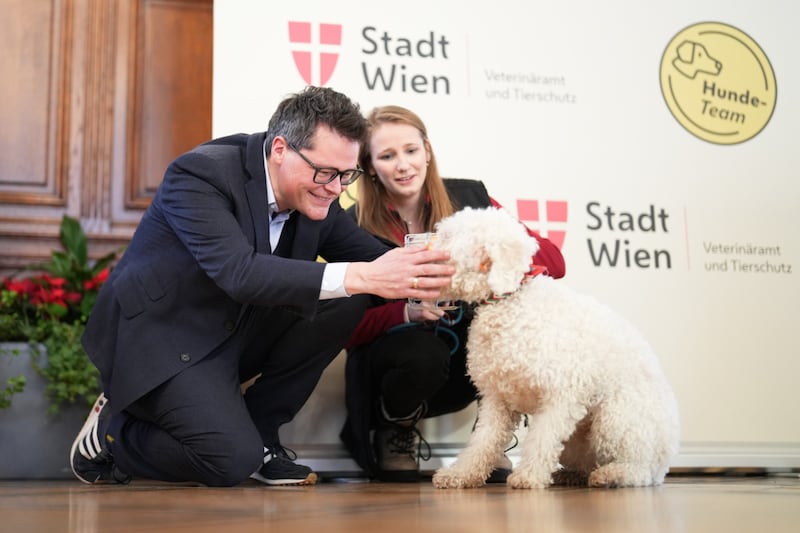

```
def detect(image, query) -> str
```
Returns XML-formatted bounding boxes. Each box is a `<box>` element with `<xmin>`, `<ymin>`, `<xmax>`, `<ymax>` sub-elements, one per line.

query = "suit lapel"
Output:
<box><xmin>244</xmin><ymin>133</ymin><xmax>271</xmax><ymax>253</ymax></box>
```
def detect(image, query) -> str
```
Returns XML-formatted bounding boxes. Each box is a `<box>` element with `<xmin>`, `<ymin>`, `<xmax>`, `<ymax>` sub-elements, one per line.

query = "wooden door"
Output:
<box><xmin>0</xmin><ymin>0</ymin><xmax>213</xmax><ymax>275</ymax></box>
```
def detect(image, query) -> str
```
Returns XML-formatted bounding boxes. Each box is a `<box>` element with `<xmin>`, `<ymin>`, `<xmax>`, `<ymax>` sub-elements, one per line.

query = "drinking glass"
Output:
<box><xmin>404</xmin><ymin>232</ymin><xmax>458</xmax><ymax>311</ymax></box>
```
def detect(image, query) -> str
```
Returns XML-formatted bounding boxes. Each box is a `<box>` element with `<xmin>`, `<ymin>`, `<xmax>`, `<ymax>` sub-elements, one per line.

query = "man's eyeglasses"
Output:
<box><xmin>287</xmin><ymin>143</ymin><xmax>363</xmax><ymax>186</ymax></box>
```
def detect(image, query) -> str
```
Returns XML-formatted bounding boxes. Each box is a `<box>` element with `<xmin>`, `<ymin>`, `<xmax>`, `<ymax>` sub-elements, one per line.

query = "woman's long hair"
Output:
<box><xmin>355</xmin><ymin>105</ymin><xmax>454</xmax><ymax>246</ymax></box>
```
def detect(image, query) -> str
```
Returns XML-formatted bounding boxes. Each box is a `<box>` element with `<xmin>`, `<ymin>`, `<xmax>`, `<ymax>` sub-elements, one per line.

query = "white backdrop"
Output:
<box><xmin>214</xmin><ymin>0</ymin><xmax>799</xmax><ymax>470</ymax></box>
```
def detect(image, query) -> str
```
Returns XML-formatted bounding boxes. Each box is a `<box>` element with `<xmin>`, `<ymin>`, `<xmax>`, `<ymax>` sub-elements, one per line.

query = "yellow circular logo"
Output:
<box><xmin>660</xmin><ymin>22</ymin><xmax>776</xmax><ymax>145</ymax></box>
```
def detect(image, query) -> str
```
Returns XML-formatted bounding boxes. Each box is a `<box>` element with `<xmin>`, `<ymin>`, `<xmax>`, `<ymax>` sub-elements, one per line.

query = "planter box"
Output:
<box><xmin>0</xmin><ymin>343</ymin><xmax>89</xmax><ymax>479</ymax></box>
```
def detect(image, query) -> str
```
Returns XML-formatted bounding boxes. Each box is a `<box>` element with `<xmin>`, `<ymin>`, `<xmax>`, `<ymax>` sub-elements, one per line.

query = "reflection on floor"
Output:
<box><xmin>1</xmin><ymin>472</ymin><xmax>798</xmax><ymax>533</ymax></box>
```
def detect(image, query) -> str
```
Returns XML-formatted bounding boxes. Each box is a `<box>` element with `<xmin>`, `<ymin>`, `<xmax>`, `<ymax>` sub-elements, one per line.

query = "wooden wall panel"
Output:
<box><xmin>0</xmin><ymin>0</ymin><xmax>212</xmax><ymax>276</ymax></box>
<box><xmin>127</xmin><ymin>0</ymin><xmax>213</xmax><ymax>209</ymax></box>
<box><xmin>77</xmin><ymin>0</ymin><xmax>122</xmax><ymax>232</ymax></box>
<box><xmin>0</xmin><ymin>0</ymin><xmax>67</xmax><ymax>205</ymax></box>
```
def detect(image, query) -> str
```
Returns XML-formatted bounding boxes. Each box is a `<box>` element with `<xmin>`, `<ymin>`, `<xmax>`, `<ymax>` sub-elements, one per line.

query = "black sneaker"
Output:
<box><xmin>250</xmin><ymin>444</ymin><xmax>318</xmax><ymax>486</ymax></box>
<box><xmin>69</xmin><ymin>393</ymin><xmax>130</xmax><ymax>484</ymax></box>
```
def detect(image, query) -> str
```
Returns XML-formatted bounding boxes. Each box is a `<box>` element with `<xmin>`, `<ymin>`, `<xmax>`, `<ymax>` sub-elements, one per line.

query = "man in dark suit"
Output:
<box><xmin>69</xmin><ymin>86</ymin><xmax>453</xmax><ymax>487</ymax></box>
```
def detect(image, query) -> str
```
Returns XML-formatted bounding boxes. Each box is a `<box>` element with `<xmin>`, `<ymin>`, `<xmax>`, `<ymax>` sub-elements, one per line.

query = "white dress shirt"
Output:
<box><xmin>264</xmin><ymin>142</ymin><xmax>349</xmax><ymax>299</ymax></box>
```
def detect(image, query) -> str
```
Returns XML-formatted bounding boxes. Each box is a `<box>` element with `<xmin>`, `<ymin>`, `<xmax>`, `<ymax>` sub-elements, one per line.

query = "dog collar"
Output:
<box><xmin>481</xmin><ymin>264</ymin><xmax>548</xmax><ymax>305</ymax></box>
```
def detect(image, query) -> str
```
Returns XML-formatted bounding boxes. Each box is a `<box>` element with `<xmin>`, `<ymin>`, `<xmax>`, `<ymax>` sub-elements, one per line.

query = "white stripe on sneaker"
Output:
<box><xmin>74</xmin><ymin>393</ymin><xmax>107</xmax><ymax>460</ymax></box>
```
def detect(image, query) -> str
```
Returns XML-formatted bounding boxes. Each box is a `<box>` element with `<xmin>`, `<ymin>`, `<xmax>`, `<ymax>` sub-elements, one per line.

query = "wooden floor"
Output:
<box><xmin>1</xmin><ymin>473</ymin><xmax>798</xmax><ymax>533</ymax></box>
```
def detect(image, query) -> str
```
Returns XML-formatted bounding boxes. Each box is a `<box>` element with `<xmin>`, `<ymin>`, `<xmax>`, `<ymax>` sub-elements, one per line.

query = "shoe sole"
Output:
<box><xmin>69</xmin><ymin>393</ymin><xmax>108</xmax><ymax>484</ymax></box>
<box><xmin>250</xmin><ymin>471</ymin><xmax>318</xmax><ymax>486</ymax></box>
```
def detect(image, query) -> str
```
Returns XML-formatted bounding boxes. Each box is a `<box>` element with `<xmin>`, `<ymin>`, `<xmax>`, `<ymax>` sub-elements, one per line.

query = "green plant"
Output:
<box><xmin>0</xmin><ymin>215</ymin><xmax>120</xmax><ymax>413</ymax></box>
<box><xmin>0</xmin><ymin>345</ymin><xmax>26</xmax><ymax>409</ymax></box>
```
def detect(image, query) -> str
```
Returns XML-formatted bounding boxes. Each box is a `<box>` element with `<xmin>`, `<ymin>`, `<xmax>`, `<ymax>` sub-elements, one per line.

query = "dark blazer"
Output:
<box><xmin>82</xmin><ymin>132</ymin><xmax>389</xmax><ymax>413</ymax></box>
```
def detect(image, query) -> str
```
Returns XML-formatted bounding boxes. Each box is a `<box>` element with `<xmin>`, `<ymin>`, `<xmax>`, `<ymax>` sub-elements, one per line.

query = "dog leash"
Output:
<box><xmin>386</xmin><ymin>303</ymin><xmax>466</xmax><ymax>356</ymax></box>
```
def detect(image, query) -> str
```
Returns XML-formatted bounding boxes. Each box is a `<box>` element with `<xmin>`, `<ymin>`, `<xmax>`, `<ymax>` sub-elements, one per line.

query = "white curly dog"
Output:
<box><xmin>430</xmin><ymin>207</ymin><xmax>680</xmax><ymax>489</ymax></box>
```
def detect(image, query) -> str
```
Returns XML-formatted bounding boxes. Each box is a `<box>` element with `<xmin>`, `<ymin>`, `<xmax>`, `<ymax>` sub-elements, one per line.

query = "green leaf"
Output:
<box><xmin>79</xmin><ymin>292</ymin><xmax>97</xmax><ymax>317</ymax></box>
<box><xmin>0</xmin><ymin>375</ymin><xmax>27</xmax><ymax>409</ymax></box>
<box><xmin>32</xmin><ymin>322</ymin><xmax>101</xmax><ymax>413</ymax></box>
<box><xmin>59</xmin><ymin>215</ymin><xmax>88</xmax><ymax>267</ymax></box>
<box><xmin>91</xmin><ymin>248</ymin><xmax>124</xmax><ymax>275</ymax></box>
<box><xmin>48</xmin><ymin>251</ymin><xmax>72</xmax><ymax>279</ymax></box>
<box><xmin>42</xmin><ymin>303</ymin><xmax>68</xmax><ymax>319</ymax></box>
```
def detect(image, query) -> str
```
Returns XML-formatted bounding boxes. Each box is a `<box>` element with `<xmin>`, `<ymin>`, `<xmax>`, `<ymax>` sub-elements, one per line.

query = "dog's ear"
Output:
<box><xmin>484</xmin><ymin>242</ymin><xmax>526</xmax><ymax>296</ymax></box>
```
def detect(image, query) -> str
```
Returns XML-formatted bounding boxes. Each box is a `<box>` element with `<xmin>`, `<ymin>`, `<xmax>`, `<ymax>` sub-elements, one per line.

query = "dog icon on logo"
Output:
<box><xmin>672</xmin><ymin>40</ymin><xmax>722</xmax><ymax>79</ymax></box>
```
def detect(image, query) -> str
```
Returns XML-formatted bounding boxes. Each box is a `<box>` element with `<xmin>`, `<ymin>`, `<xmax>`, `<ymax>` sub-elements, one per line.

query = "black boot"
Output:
<box><xmin>373</xmin><ymin>400</ymin><xmax>426</xmax><ymax>482</ymax></box>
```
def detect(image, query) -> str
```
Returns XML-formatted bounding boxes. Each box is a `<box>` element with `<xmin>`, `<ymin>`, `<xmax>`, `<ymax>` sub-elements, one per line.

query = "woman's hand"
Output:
<box><xmin>405</xmin><ymin>302</ymin><xmax>445</xmax><ymax>323</ymax></box>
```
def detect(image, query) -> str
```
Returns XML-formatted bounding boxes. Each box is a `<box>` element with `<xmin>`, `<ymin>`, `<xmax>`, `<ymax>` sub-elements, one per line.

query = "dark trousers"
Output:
<box><xmin>366</xmin><ymin>326</ymin><xmax>476</xmax><ymax>419</ymax></box>
<box><xmin>367</xmin><ymin>316</ymin><xmax>478</xmax><ymax>420</ymax></box>
<box><xmin>107</xmin><ymin>296</ymin><xmax>369</xmax><ymax>486</ymax></box>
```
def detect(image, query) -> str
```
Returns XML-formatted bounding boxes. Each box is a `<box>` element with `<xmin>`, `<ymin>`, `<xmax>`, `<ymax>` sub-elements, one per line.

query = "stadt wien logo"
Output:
<box><xmin>288</xmin><ymin>21</ymin><xmax>342</xmax><ymax>86</ymax></box>
<box><xmin>517</xmin><ymin>199</ymin><xmax>568</xmax><ymax>250</ymax></box>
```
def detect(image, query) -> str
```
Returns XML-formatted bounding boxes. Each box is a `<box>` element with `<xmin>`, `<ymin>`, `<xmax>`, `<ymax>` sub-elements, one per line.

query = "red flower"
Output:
<box><xmin>46</xmin><ymin>275</ymin><xmax>67</xmax><ymax>289</ymax></box>
<box><xmin>84</xmin><ymin>268</ymin><xmax>110</xmax><ymax>291</ymax></box>
<box><xmin>64</xmin><ymin>291</ymin><xmax>82</xmax><ymax>304</ymax></box>
<box><xmin>4</xmin><ymin>278</ymin><xmax>37</xmax><ymax>296</ymax></box>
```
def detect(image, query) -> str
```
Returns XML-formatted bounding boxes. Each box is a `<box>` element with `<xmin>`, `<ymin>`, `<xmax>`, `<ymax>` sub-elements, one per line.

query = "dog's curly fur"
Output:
<box><xmin>430</xmin><ymin>207</ymin><xmax>680</xmax><ymax>489</ymax></box>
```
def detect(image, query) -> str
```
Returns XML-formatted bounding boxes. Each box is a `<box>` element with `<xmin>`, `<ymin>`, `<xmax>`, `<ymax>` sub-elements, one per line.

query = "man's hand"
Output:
<box><xmin>344</xmin><ymin>246</ymin><xmax>453</xmax><ymax>300</ymax></box>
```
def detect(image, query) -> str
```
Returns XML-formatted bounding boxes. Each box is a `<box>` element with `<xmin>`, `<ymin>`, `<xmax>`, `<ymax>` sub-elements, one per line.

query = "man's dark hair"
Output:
<box><xmin>265</xmin><ymin>86</ymin><xmax>367</xmax><ymax>156</ymax></box>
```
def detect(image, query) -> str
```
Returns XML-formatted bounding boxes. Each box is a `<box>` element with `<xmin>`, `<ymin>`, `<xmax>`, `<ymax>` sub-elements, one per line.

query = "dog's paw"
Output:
<box><xmin>432</xmin><ymin>469</ymin><xmax>484</xmax><ymax>489</ymax></box>
<box><xmin>588</xmin><ymin>463</ymin><xmax>656</xmax><ymax>488</ymax></box>
<box><xmin>507</xmin><ymin>471</ymin><xmax>551</xmax><ymax>489</ymax></box>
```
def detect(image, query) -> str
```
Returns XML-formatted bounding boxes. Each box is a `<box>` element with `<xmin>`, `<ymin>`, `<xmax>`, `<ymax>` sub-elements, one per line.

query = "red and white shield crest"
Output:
<box><xmin>517</xmin><ymin>199</ymin><xmax>568</xmax><ymax>250</ymax></box>
<box><xmin>288</xmin><ymin>21</ymin><xmax>342</xmax><ymax>86</ymax></box>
